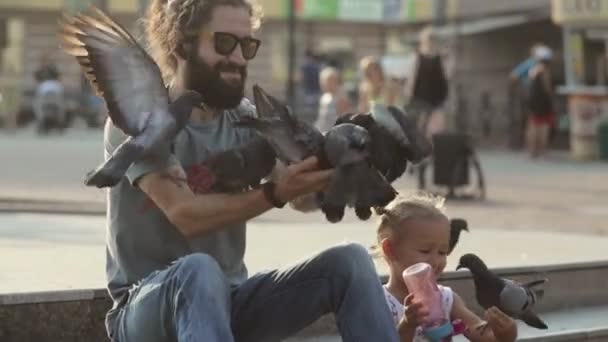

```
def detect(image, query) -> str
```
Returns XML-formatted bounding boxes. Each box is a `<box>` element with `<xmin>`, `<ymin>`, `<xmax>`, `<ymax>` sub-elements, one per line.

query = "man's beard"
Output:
<box><xmin>185</xmin><ymin>54</ymin><xmax>247</xmax><ymax>110</ymax></box>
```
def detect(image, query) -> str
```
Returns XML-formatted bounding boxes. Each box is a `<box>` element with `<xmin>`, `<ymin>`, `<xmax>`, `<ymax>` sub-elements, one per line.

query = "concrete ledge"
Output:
<box><xmin>519</xmin><ymin>327</ymin><xmax>608</xmax><ymax>342</ymax></box>
<box><xmin>0</xmin><ymin>198</ymin><xmax>104</xmax><ymax>216</ymax></box>
<box><xmin>0</xmin><ymin>288</ymin><xmax>107</xmax><ymax>306</ymax></box>
<box><xmin>1</xmin><ymin>261</ymin><xmax>607</xmax><ymax>341</ymax></box>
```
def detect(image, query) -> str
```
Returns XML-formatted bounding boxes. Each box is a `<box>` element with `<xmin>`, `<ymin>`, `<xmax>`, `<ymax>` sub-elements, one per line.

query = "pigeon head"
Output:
<box><xmin>457</xmin><ymin>253</ymin><xmax>488</xmax><ymax>273</ymax></box>
<box><xmin>348</xmin><ymin>126</ymin><xmax>370</xmax><ymax>151</ymax></box>
<box><xmin>252</xmin><ymin>84</ymin><xmax>289</xmax><ymax>120</ymax></box>
<box><xmin>324</xmin><ymin>123</ymin><xmax>371</xmax><ymax>166</ymax></box>
<box><xmin>450</xmin><ymin>218</ymin><xmax>469</xmax><ymax>232</ymax></box>
<box><xmin>448</xmin><ymin>218</ymin><xmax>469</xmax><ymax>254</ymax></box>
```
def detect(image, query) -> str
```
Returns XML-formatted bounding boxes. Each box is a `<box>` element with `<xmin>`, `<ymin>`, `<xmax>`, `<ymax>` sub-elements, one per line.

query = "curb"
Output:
<box><xmin>0</xmin><ymin>198</ymin><xmax>105</xmax><ymax>216</ymax></box>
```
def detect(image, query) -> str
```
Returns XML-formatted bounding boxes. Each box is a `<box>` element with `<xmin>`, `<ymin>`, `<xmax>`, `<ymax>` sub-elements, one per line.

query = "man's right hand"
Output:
<box><xmin>273</xmin><ymin>156</ymin><xmax>333</xmax><ymax>203</ymax></box>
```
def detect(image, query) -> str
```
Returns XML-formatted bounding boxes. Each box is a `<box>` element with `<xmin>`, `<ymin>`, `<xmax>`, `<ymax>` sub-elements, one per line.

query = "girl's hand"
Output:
<box><xmin>398</xmin><ymin>294</ymin><xmax>429</xmax><ymax>330</ymax></box>
<box><xmin>486</xmin><ymin>307</ymin><xmax>517</xmax><ymax>342</ymax></box>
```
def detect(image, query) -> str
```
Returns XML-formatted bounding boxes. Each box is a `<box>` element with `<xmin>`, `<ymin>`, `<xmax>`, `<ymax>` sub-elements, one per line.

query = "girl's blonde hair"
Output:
<box><xmin>375</xmin><ymin>192</ymin><xmax>448</xmax><ymax>248</ymax></box>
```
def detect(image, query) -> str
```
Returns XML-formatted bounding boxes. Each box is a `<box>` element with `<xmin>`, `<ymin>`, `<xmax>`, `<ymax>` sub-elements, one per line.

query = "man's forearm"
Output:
<box><xmin>170</xmin><ymin>188</ymin><xmax>273</xmax><ymax>238</ymax></box>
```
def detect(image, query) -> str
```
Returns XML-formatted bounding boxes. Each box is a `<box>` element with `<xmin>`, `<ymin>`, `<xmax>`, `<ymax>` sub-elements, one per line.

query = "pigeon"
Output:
<box><xmin>235</xmin><ymin>85</ymin><xmax>403</xmax><ymax>222</ymax></box>
<box><xmin>368</xmin><ymin>102</ymin><xmax>433</xmax><ymax>165</ymax></box>
<box><xmin>59</xmin><ymin>7</ymin><xmax>203</xmax><ymax>188</ymax></box>
<box><xmin>448</xmin><ymin>218</ymin><xmax>469</xmax><ymax>254</ymax></box>
<box><xmin>317</xmin><ymin>123</ymin><xmax>397</xmax><ymax>222</ymax></box>
<box><xmin>237</xmin><ymin>84</ymin><xmax>326</xmax><ymax>164</ymax></box>
<box><xmin>457</xmin><ymin>253</ymin><xmax>548</xmax><ymax>330</ymax></box>
<box><xmin>190</xmin><ymin>137</ymin><xmax>277</xmax><ymax>194</ymax></box>
<box><xmin>335</xmin><ymin>106</ymin><xmax>432</xmax><ymax>183</ymax></box>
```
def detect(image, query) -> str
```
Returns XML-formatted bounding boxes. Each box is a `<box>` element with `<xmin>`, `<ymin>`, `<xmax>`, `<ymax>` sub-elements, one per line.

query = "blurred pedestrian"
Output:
<box><xmin>406</xmin><ymin>26</ymin><xmax>449</xmax><ymax>139</ymax></box>
<box><xmin>358</xmin><ymin>56</ymin><xmax>400</xmax><ymax>113</ymax></box>
<box><xmin>315</xmin><ymin>66</ymin><xmax>352</xmax><ymax>132</ymax></box>
<box><xmin>525</xmin><ymin>46</ymin><xmax>554</xmax><ymax>159</ymax></box>
<box><xmin>300</xmin><ymin>49</ymin><xmax>322</xmax><ymax>109</ymax></box>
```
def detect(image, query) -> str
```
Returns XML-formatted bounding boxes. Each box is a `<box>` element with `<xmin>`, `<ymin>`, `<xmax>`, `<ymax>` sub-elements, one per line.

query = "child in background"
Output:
<box><xmin>374</xmin><ymin>194</ymin><xmax>517</xmax><ymax>342</ymax></box>
<box><xmin>314</xmin><ymin>67</ymin><xmax>352</xmax><ymax>132</ymax></box>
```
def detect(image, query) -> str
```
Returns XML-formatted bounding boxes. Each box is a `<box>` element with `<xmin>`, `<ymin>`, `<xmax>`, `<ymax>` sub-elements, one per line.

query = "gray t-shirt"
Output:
<box><xmin>104</xmin><ymin>99</ymin><xmax>258</xmax><ymax>331</ymax></box>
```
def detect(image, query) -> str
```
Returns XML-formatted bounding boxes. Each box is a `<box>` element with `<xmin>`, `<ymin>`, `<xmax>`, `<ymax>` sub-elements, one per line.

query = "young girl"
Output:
<box><xmin>375</xmin><ymin>194</ymin><xmax>517</xmax><ymax>342</ymax></box>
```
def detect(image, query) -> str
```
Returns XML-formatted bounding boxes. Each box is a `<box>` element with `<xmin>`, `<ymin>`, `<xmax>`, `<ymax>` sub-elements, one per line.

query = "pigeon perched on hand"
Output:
<box><xmin>448</xmin><ymin>218</ymin><xmax>469</xmax><ymax>254</ymax></box>
<box><xmin>318</xmin><ymin>123</ymin><xmax>397</xmax><ymax>222</ymax></box>
<box><xmin>457</xmin><ymin>253</ymin><xmax>548</xmax><ymax>330</ymax></box>
<box><xmin>236</xmin><ymin>85</ymin><xmax>425</xmax><ymax>222</ymax></box>
<box><xmin>59</xmin><ymin>7</ymin><xmax>202</xmax><ymax>188</ymax></box>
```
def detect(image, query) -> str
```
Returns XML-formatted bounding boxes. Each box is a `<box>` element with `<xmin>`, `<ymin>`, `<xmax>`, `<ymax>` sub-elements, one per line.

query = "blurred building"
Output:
<box><xmin>1</xmin><ymin>0</ymin><xmax>566</xmax><ymax>144</ymax></box>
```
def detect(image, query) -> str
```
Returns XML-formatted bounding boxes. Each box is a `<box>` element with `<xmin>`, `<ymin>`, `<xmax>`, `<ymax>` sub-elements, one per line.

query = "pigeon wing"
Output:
<box><xmin>499</xmin><ymin>279</ymin><xmax>531</xmax><ymax>316</ymax></box>
<box><xmin>59</xmin><ymin>7</ymin><xmax>169</xmax><ymax>136</ymax></box>
<box><xmin>385</xmin><ymin>106</ymin><xmax>433</xmax><ymax>163</ymax></box>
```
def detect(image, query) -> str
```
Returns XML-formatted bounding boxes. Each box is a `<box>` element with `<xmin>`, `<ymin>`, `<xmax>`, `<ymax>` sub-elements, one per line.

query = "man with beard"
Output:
<box><xmin>102</xmin><ymin>1</ymin><xmax>400</xmax><ymax>342</ymax></box>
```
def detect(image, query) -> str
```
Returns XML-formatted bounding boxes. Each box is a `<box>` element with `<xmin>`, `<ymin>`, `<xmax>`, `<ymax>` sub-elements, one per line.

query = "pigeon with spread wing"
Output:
<box><xmin>59</xmin><ymin>7</ymin><xmax>202</xmax><ymax>188</ymax></box>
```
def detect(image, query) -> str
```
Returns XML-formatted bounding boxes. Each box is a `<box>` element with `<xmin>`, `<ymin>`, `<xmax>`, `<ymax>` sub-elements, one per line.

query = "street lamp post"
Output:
<box><xmin>287</xmin><ymin>0</ymin><xmax>296</xmax><ymax>109</ymax></box>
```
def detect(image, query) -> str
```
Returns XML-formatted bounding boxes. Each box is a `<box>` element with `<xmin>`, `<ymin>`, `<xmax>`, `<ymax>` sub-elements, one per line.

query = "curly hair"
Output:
<box><xmin>143</xmin><ymin>0</ymin><xmax>263</xmax><ymax>82</ymax></box>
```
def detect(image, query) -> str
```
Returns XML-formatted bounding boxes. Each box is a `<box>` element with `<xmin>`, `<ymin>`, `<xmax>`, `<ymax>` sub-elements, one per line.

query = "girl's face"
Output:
<box><xmin>325</xmin><ymin>74</ymin><xmax>339</xmax><ymax>93</ymax></box>
<box><xmin>386</xmin><ymin>218</ymin><xmax>450</xmax><ymax>280</ymax></box>
<box><xmin>365</xmin><ymin>63</ymin><xmax>383</xmax><ymax>84</ymax></box>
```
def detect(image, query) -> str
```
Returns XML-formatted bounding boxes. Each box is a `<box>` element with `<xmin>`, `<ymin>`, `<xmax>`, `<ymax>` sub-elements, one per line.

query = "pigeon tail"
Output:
<box><xmin>521</xmin><ymin>311</ymin><xmax>548</xmax><ymax>330</ymax></box>
<box><xmin>355</xmin><ymin>164</ymin><xmax>397</xmax><ymax>210</ymax></box>
<box><xmin>85</xmin><ymin>136</ymin><xmax>144</xmax><ymax>188</ymax></box>
<box><xmin>523</xmin><ymin>279</ymin><xmax>547</xmax><ymax>289</ymax></box>
<box><xmin>523</xmin><ymin>279</ymin><xmax>547</xmax><ymax>301</ymax></box>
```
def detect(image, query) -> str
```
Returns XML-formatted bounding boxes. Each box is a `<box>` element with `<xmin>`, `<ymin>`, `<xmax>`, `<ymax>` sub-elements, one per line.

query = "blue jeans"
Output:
<box><xmin>111</xmin><ymin>243</ymin><xmax>399</xmax><ymax>342</ymax></box>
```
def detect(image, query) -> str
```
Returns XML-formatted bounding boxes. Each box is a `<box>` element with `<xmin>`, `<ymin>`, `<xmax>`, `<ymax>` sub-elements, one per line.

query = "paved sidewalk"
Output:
<box><xmin>2</xmin><ymin>128</ymin><xmax>608</xmax><ymax>234</ymax></box>
<box><xmin>2</xmin><ymin>212</ymin><xmax>608</xmax><ymax>294</ymax></box>
<box><xmin>1</xmin><ymin>127</ymin><xmax>608</xmax><ymax>293</ymax></box>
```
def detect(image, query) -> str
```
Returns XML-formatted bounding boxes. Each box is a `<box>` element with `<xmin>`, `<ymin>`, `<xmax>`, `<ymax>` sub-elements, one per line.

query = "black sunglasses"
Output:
<box><xmin>212</xmin><ymin>32</ymin><xmax>261</xmax><ymax>60</ymax></box>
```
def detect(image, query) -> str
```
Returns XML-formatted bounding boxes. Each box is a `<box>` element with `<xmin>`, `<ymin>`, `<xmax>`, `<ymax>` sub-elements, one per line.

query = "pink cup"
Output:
<box><xmin>403</xmin><ymin>263</ymin><xmax>453</xmax><ymax>341</ymax></box>
<box><xmin>402</xmin><ymin>262</ymin><xmax>444</xmax><ymax>324</ymax></box>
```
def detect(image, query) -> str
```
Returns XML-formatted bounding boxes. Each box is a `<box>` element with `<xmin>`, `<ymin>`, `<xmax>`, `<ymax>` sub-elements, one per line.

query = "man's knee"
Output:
<box><xmin>172</xmin><ymin>253</ymin><xmax>227</xmax><ymax>293</ymax></box>
<box><xmin>320</xmin><ymin>243</ymin><xmax>376</xmax><ymax>280</ymax></box>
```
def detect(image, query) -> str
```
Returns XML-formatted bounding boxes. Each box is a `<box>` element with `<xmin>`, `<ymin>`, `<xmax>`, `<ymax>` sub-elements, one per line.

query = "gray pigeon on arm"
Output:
<box><xmin>235</xmin><ymin>85</ymin><xmax>397</xmax><ymax>222</ymax></box>
<box><xmin>59</xmin><ymin>7</ymin><xmax>202</xmax><ymax>188</ymax></box>
<box><xmin>457</xmin><ymin>253</ymin><xmax>548</xmax><ymax>330</ymax></box>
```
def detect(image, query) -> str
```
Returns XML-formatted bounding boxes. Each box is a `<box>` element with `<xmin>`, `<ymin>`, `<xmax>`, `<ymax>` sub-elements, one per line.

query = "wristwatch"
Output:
<box><xmin>262</xmin><ymin>181</ymin><xmax>286</xmax><ymax>208</ymax></box>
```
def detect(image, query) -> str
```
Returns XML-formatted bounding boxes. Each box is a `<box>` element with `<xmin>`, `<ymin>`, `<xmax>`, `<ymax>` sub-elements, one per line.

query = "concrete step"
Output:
<box><xmin>1</xmin><ymin>261</ymin><xmax>607</xmax><ymax>341</ymax></box>
<box><xmin>287</xmin><ymin>306</ymin><xmax>608</xmax><ymax>341</ymax></box>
